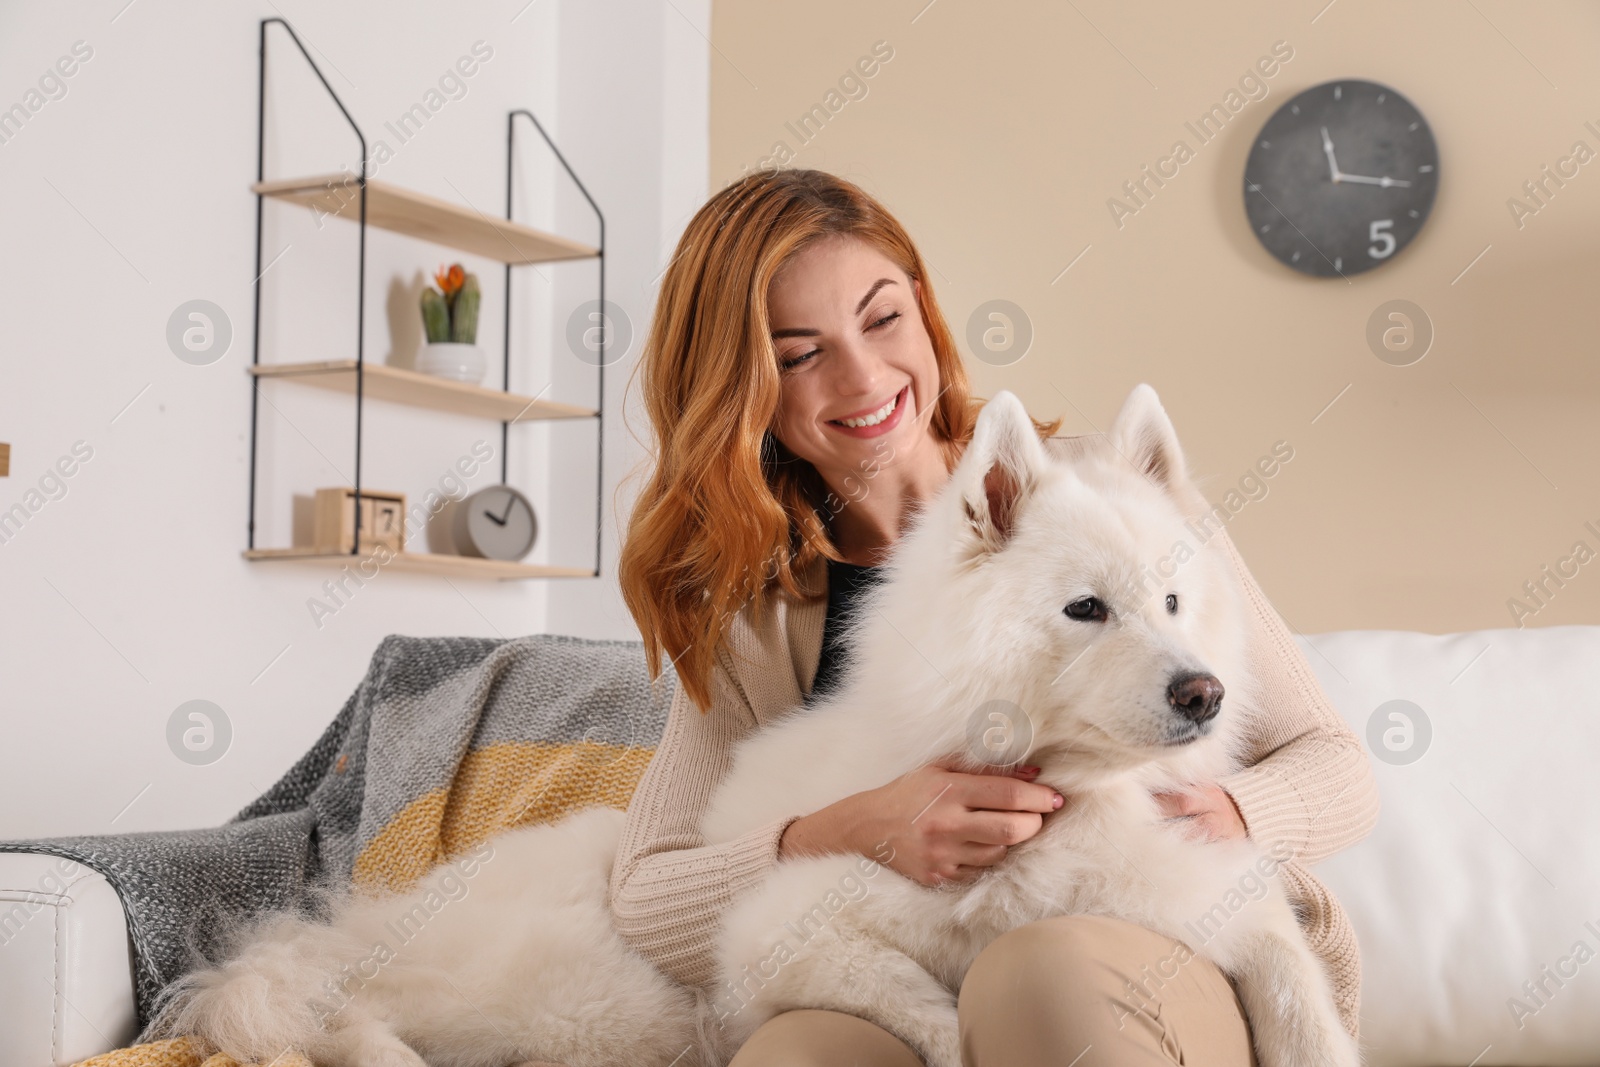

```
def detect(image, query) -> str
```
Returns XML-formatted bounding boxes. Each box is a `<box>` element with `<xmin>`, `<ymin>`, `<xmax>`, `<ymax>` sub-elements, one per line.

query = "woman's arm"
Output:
<box><xmin>607</xmin><ymin>647</ymin><xmax>804</xmax><ymax>990</ymax></box>
<box><xmin>1206</xmin><ymin>521</ymin><xmax>1381</xmax><ymax>865</ymax></box>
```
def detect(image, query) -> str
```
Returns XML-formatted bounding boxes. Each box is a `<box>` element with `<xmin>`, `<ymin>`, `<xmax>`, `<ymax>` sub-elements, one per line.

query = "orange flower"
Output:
<box><xmin>434</xmin><ymin>263</ymin><xmax>465</xmax><ymax>296</ymax></box>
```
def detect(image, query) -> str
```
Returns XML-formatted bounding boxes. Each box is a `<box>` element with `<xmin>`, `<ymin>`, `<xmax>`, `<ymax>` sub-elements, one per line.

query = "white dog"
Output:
<box><xmin>157</xmin><ymin>385</ymin><xmax>1359</xmax><ymax>1067</ymax></box>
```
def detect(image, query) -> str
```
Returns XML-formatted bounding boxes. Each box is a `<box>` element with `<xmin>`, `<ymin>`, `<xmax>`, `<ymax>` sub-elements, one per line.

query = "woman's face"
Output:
<box><xmin>765</xmin><ymin>235</ymin><xmax>942</xmax><ymax>488</ymax></box>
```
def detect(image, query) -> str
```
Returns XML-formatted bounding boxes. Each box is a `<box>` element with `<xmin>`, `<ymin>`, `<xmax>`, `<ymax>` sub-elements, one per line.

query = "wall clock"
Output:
<box><xmin>1243</xmin><ymin>79</ymin><xmax>1438</xmax><ymax>278</ymax></box>
<box><xmin>455</xmin><ymin>485</ymin><xmax>538</xmax><ymax>561</ymax></box>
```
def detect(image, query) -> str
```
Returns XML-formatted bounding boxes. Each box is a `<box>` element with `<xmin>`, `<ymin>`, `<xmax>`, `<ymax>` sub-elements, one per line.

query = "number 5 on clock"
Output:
<box><xmin>1369</xmin><ymin>219</ymin><xmax>1397</xmax><ymax>259</ymax></box>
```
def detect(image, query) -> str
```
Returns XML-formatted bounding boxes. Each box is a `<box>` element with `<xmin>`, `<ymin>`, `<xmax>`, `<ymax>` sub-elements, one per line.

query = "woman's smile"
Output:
<box><xmin>827</xmin><ymin>383</ymin><xmax>910</xmax><ymax>438</ymax></box>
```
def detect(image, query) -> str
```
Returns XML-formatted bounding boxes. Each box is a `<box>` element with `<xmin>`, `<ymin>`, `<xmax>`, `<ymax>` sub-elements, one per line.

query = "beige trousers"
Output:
<box><xmin>725</xmin><ymin>914</ymin><xmax>1259</xmax><ymax>1066</ymax></box>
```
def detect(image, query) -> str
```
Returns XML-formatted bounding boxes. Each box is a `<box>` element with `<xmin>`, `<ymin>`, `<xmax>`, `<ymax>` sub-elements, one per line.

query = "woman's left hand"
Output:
<box><xmin>1152</xmin><ymin>783</ymin><xmax>1248</xmax><ymax>842</ymax></box>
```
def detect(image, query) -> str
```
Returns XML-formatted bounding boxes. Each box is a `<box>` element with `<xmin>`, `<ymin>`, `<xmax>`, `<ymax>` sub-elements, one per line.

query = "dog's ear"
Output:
<box><xmin>957</xmin><ymin>391</ymin><xmax>1050</xmax><ymax>554</ymax></box>
<box><xmin>1109</xmin><ymin>384</ymin><xmax>1207</xmax><ymax>513</ymax></box>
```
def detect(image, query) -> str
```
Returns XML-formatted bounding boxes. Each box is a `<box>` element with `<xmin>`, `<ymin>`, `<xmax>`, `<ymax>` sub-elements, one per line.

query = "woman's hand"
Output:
<box><xmin>783</xmin><ymin>758</ymin><xmax>1064</xmax><ymax>888</ymax></box>
<box><xmin>1152</xmin><ymin>782</ymin><xmax>1248</xmax><ymax>842</ymax></box>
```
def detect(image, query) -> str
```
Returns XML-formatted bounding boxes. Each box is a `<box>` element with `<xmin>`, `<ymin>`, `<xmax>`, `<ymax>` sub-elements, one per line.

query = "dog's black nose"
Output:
<box><xmin>1168</xmin><ymin>671</ymin><xmax>1224</xmax><ymax>725</ymax></box>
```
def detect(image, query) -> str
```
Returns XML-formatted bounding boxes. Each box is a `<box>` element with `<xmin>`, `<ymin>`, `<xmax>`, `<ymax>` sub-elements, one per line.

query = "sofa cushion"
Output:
<box><xmin>1304</xmin><ymin>625</ymin><xmax>1600</xmax><ymax>1067</ymax></box>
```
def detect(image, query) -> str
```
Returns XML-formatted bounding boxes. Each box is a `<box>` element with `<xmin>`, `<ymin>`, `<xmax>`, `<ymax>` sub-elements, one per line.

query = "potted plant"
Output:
<box><xmin>417</xmin><ymin>263</ymin><xmax>486</xmax><ymax>384</ymax></box>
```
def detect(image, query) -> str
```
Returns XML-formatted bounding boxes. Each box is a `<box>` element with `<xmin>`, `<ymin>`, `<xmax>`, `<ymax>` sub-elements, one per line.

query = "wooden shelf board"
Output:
<box><xmin>247</xmin><ymin>361</ymin><xmax>595</xmax><ymax>422</ymax></box>
<box><xmin>244</xmin><ymin>546</ymin><xmax>593</xmax><ymax>580</ymax></box>
<box><xmin>252</xmin><ymin>173</ymin><xmax>600</xmax><ymax>266</ymax></box>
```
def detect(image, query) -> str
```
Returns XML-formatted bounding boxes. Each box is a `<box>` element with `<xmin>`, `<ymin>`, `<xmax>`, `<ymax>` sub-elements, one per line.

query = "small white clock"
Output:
<box><xmin>454</xmin><ymin>485</ymin><xmax>537</xmax><ymax>561</ymax></box>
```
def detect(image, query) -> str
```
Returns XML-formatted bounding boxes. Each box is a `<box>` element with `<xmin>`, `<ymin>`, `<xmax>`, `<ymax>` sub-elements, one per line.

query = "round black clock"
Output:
<box><xmin>1243</xmin><ymin>79</ymin><xmax>1438</xmax><ymax>278</ymax></box>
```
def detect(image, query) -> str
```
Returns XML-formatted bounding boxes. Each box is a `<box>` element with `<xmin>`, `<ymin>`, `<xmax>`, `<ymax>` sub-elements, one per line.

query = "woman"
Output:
<box><xmin>613</xmin><ymin>169</ymin><xmax>1379</xmax><ymax>1066</ymax></box>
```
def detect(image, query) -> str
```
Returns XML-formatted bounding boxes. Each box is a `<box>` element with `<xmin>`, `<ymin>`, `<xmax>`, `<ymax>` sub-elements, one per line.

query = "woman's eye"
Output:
<box><xmin>1063</xmin><ymin>597</ymin><xmax>1107</xmax><ymax>622</ymax></box>
<box><xmin>781</xmin><ymin>311</ymin><xmax>899</xmax><ymax>370</ymax></box>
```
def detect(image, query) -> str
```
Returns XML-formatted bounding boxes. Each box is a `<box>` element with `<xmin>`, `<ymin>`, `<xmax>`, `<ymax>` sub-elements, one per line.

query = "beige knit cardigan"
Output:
<box><xmin>607</xmin><ymin>432</ymin><xmax>1381</xmax><ymax>1042</ymax></box>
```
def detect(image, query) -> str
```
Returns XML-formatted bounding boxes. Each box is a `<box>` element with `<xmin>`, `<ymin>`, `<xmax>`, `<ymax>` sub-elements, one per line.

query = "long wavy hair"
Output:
<box><xmin>618</xmin><ymin>169</ymin><xmax>1062</xmax><ymax>713</ymax></box>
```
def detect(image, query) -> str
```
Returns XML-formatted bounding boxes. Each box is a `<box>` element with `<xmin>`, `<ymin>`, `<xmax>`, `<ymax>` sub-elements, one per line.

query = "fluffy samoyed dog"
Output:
<box><xmin>156</xmin><ymin>384</ymin><xmax>1359</xmax><ymax>1067</ymax></box>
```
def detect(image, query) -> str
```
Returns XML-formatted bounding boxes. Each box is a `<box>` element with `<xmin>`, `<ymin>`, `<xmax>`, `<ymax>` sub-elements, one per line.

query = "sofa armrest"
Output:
<box><xmin>0</xmin><ymin>851</ymin><xmax>138</xmax><ymax>1067</ymax></box>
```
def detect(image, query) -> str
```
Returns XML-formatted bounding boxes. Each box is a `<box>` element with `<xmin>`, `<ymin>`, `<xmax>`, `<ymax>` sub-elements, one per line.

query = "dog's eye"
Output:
<box><xmin>1166</xmin><ymin>593</ymin><xmax>1178</xmax><ymax>615</ymax></box>
<box><xmin>1063</xmin><ymin>597</ymin><xmax>1107</xmax><ymax>622</ymax></box>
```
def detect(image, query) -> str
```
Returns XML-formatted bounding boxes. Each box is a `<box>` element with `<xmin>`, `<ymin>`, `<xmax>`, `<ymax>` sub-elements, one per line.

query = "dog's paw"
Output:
<box><xmin>1311</xmin><ymin>1002</ymin><xmax>1362</xmax><ymax>1067</ymax></box>
<box><xmin>1330</xmin><ymin>1031</ymin><xmax>1363</xmax><ymax>1067</ymax></box>
<box><xmin>369</xmin><ymin>1054</ymin><xmax>428</xmax><ymax>1067</ymax></box>
<box><xmin>910</xmin><ymin>1012</ymin><xmax>963</xmax><ymax>1067</ymax></box>
<box><xmin>1253</xmin><ymin>1018</ymin><xmax>1360</xmax><ymax>1067</ymax></box>
<box><xmin>354</xmin><ymin>1049</ymin><xmax>428</xmax><ymax>1067</ymax></box>
<box><xmin>326</xmin><ymin>1026</ymin><xmax>429</xmax><ymax>1067</ymax></box>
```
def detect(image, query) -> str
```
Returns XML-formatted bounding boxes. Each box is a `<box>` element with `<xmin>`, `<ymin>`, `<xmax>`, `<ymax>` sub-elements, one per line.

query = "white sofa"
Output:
<box><xmin>3</xmin><ymin>624</ymin><xmax>1595</xmax><ymax>1067</ymax></box>
<box><xmin>0</xmin><ymin>851</ymin><xmax>138</xmax><ymax>1065</ymax></box>
<box><xmin>1311</xmin><ymin>624</ymin><xmax>1600</xmax><ymax>1066</ymax></box>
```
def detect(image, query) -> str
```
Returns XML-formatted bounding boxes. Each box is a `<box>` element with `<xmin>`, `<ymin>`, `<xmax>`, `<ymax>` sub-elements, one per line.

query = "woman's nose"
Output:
<box><xmin>827</xmin><ymin>338</ymin><xmax>891</xmax><ymax>396</ymax></box>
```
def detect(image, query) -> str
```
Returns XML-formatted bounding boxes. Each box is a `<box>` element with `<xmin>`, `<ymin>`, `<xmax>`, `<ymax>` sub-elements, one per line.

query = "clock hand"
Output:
<box><xmin>1319</xmin><ymin>127</ymin><xmax>1411</xmax><ymax>187</ymax></box>
<box><xmin>1334</xmin><ymin>172</ymin><xmax>1412</xmax><ymax>188</ymax></box>
<box><xmin>484</xmin><ymin>509</ymin><xmax>507</xmax><ymax>526</ymax></box>
<box><xmin>483</xmin><ymin>492</ymin><xmax>515</xmax><ymax>524</ymax></box>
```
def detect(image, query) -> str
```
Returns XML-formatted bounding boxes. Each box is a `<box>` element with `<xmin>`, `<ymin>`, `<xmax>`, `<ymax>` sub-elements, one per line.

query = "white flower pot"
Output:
<box><xmin>417</xmin><ymin>342</ymin><xmax>487</xmax><ymax>385</ymax></box>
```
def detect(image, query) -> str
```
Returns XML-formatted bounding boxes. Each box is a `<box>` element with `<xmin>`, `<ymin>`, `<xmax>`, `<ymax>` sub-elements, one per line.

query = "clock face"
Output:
<box><xmin>1243</xmin><ymin>80</ymin><xmax>1438</xmax><ymax>278</ymax></box>
<box><xmin>457</xmin><ymin>486</ymin><xmax>537</xmax><ymax>561</ymax></box>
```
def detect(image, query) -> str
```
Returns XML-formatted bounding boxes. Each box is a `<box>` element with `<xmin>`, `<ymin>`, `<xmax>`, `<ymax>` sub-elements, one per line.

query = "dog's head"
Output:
<box><xmin>865</xmin><ymin>385</ymin><xmax>1256</xmax><ymax>790</ymax></box>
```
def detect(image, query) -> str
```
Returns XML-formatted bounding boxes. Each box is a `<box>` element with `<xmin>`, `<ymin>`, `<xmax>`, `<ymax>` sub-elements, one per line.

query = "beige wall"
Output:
<box><xmin>708</xmin><ymin>0</ymin><xmax>1600</xmax><ymax>635</ymax></box>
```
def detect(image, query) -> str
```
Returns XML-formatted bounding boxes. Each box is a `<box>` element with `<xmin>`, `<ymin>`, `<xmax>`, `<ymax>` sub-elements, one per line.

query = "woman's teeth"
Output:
<box><xmin>833</xmin><ymin>390</ymin><xmax>899</xmax><ymax>428</ymax></box>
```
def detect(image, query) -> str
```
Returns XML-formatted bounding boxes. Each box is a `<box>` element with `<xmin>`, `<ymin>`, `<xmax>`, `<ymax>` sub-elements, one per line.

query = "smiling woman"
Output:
<box><xmin>618</xmin><ymin>169</ymin><xmax>1061</xmax><ymax>712</ymax></box>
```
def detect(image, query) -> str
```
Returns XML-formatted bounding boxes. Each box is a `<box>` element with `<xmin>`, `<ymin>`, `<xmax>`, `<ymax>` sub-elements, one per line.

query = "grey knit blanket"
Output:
<box><xmin>0</xmin><ymin>633</ymin><xmax>675</xmax><ymax>1037</ymax></box>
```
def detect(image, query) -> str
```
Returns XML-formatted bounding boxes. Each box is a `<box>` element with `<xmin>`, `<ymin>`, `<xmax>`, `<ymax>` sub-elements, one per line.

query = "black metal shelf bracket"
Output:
<box><xmin>251</xmin><ymin>16</ymin><xmax>368</xmax><ymax>555</ymax></box>
<box><xmin>505</xmin><ymin>108</ymin><xmax>606</xmax><ymax>579</ymax></box>
<box><xmin>248</xmin><ymin>17</ymin><xmax>604</xmax><ymax>577</ymax></box>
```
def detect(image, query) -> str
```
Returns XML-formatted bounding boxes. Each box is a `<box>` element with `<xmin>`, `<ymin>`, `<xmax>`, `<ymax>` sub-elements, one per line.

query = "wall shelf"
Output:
<box><xmin>251</xmin><ymin>173</ymin><xmax>600</xmax><ymax>265</ymax></box>
<box><xmin>245</xmin><ymin>17</ymin><xmax>607</xmax><ymax>581</ymax></box>
<box><xmin>243</xmin><ymin>547</ymin><xmax>593</xmax><ymax>581</ymax></box>
<box><xmin>246</xmin><ymin>361</ymin><xmax>596</xmax><ymax>423</ymax></box>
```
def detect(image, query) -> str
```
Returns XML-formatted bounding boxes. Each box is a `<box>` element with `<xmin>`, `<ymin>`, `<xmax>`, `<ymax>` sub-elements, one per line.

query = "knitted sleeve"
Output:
<box><xmin>606</xmin><ymin>646</ymin><xmax>806</xmax><ymax>989</ymax></box>
<box><xmin>1207</xmin><ymin>522</ymin><xmax>1382</xmax><ymax>865</ymax></box>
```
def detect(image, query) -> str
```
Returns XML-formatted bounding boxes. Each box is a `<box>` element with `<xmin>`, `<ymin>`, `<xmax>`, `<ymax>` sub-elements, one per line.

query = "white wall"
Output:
<box><xmin>0</xmin><ymin>0</ymin><xmax>709</xmax><ymax>839</ymax></box>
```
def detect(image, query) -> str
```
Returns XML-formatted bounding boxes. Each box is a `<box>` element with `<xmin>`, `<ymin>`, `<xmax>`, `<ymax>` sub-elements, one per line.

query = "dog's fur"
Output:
<box><xmin>154</xmin><ymin>385</ymin><xmax>1359</xmax><ymax>1067</ymax></box>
